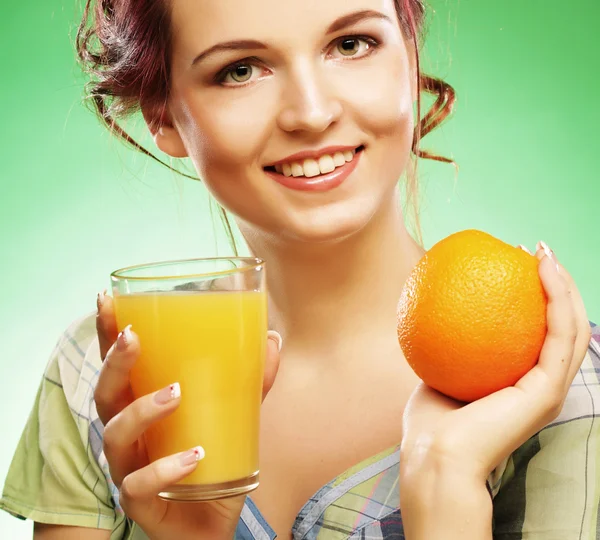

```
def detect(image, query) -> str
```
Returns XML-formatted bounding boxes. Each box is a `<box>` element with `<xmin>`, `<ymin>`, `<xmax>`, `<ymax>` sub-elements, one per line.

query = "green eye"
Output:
<box><xmin>337</xmin><ymin>38</ymin><xmax>361</xmax><ymax>56</ymax></box>
<box><xmin>230</xmin><ymin>65</ymin><xmax>253</xmax><ymax>83</ymax></box>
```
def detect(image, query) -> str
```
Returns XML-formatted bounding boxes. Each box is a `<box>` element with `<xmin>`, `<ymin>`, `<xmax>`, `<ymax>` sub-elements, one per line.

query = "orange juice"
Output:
<box><xmin>113</xmin><ymin>290</ymin><xmax>267</xmax><ymax>490</ymax></box>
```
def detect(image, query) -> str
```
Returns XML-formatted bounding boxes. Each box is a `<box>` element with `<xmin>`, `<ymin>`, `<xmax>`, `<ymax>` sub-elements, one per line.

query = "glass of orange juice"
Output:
<box><xmin>110</xmin><ymin>257</ymin><xmax>267</xmax><ymax>502</ymax></box>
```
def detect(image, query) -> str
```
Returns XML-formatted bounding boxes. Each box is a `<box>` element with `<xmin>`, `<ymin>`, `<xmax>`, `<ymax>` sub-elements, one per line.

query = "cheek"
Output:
<box><xmin>175</xmin><ymin>88</ymin><xmax>277</xmax><ymax>176</ymax></box>
<box><xmin>171</xmin><ymin>88</ymin><xmax>280</xmax><ymax>218</ymax></box>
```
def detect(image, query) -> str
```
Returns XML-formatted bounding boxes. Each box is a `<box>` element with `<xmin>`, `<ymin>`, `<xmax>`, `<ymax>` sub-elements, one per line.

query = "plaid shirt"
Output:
<box><xmin>2</xmin><ymin>313</ymin><xmax>599</xmax><ymax>539</ymax></box>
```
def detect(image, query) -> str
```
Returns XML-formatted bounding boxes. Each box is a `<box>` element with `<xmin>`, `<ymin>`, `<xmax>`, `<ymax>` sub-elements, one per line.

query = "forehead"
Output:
<box><xmin>169</xmin><ymin>0</ymin><xmax>397</xmax><ymax>51</ymax></box>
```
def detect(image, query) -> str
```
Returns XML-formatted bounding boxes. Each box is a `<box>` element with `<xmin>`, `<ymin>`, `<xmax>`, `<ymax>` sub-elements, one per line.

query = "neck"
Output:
<box><xmin>240</xmin><ymin>191</ymin><xmax>425</xmax><ymax>364</ymax></box>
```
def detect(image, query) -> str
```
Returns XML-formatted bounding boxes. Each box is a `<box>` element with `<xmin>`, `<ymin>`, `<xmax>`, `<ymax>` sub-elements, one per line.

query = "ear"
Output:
<box><xmin>142</xmin><ymin>104</ymin><xmax>188</xmax><ymax>158</ymax></box>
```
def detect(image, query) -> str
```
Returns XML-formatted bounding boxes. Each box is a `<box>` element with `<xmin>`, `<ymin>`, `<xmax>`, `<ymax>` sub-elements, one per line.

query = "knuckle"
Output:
<box><xmin>119</xmin><ymin>475</ymin><xmax>136</xmax><ymax>504</ymax></box>
<box><xmin>93</xmin><ymin>385</ymin><xmax>109</xmax><ymax>410</ymax></box>
<box><xmin>567</xmin><ymin>324</ymin><xmax>578</xmax><ymax>346</ymax></box>
<box><xmin>128</xmin><ymin>399</ymin><xmax>146</xmax><ymax>427</ymax></box>
<box><xmin>150</xmin><ymin>458</ymin><xmax>169</xmax><ymax>486</ymax></box>
<box><xmin>93</xmin><ymin>386</ymin><xmax>104</xmax><ymax>408</ymax></box>
<box><xmin>429</xmin><ymin>428</ymin><xmax>464</xmax><ymax>460</ymax></box>
<box><xmin>534</xmin><ymin>372</ymin><xmax>564</xmax><ymax>416</ymax></box>
<box><xmin>541</xmin><ymin>390</ymin><xmax>564</xmax><ymax>420</ymax></box>
<box><xmin>102</xmin><ymin>420</ymin><xmax>118</xmax><ymax>454</ymax></box>
<box><xmin>95</xmin><ymin>312</ymin><xmax>105</xmax><ymax>334</ymax></box>
<box><xmin>93</xmin><ymin>388</ymin><xmax>111</xmax><ymax>424</ymax></box>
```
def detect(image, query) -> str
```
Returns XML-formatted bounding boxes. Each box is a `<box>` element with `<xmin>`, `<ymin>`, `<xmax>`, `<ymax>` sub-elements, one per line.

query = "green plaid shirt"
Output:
<box><xmin>2</xmin><ymin>313</ymin><xmax>599</xmax><ymax>539</ymax></box>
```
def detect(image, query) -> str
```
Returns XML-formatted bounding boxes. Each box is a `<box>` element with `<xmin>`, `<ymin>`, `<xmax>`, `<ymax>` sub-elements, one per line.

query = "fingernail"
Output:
<box><xmin>538</xmin><ymin>241</ymin><xmax>559</xmax><ymax>273</ymax></box>
<box><xmin>538</xmin><ymin>241</ymin><xmax>559</xmax><ymax>272</ymax></box>
<box><xmin>154</xmin><ymin>382</ymin><xmax>181</xmax><ymax>405</ymax></box>
<box><xmin>96</xmin><ymin>289</ymin><xmax>106</xmax><ymax>312</ymax></box>
<box><xmin>542</xmin><ymin>252</ymin><xmax>559</xmax><ymax>273</ymax></box>
<box><xmin>117</xmin><ymin>325</ymin><xmax>133</xmax><ymax>351</ymax></box>
<box><xmin>537</xmin><ymin>240</ymin><xmax>552</xmax><ymax>257</ymax></box>
<box><xmin>518</xmin><ymin>244</ymin><xmax>532</xmax><ymax>255</ymax></box>
<box><xmin>267</xmin><ymin>330</ymin><xmax>283</xmax><ymax>352</ymax></box>
<box><xmin>180</xmin><ymin>446</ymin><xmax>205</xmax><ymax>467</ymax></box>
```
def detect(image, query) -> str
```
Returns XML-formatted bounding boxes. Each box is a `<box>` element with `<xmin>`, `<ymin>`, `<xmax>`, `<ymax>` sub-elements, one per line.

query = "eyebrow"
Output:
<box><xmin>191</xmin><ymin>9</ymin><xmax>392</xmax><ymax>66</ymax></box>
<box><xmin>327</xmin><ymin>9</ymin><xmax>391</xmax><ymax>34</ymax></box>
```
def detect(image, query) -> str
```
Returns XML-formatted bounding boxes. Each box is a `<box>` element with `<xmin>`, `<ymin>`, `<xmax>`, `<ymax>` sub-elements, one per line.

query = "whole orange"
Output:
<box><xmin>397</xmin><ymin>229</ymin><xmax>547</xmax><ymax>402</ymax></box>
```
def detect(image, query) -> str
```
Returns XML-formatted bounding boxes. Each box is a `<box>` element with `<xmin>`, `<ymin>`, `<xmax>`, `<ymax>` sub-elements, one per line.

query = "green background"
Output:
<box><xmin>1</xmin><ymin>0</ymin><xmax>598</xmax><ymax>536</ymax></box>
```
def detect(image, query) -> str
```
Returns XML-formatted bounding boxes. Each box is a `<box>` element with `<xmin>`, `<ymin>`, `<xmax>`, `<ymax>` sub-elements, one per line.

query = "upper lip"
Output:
<box><xmin>265</xmin><ymin>145</ymin><xmax>362</xmax><ymax>168</ymax></box>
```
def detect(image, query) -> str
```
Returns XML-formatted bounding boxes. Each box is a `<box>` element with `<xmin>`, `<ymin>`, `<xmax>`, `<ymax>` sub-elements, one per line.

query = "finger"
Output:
<box><xmin>119</xmin><ymin>446</ymin><xmax>204</xmax><ymax>508</ymax></box>
<box><xmin>96</xmin><ymin>292</ymin><xmax>118</xmax><ymax>361</ymax></box>
<box><xmin>103</xmin><ymin>383</ymin><xmax>182</xmax><ymax>486</ymax></box>
<box><xmin>94</xmin><ymin>326</ymin><xmax>138</xmax><ymax>426</ymax></box>
<box><xmin>450</xmin><ymin>384</ymin><xmax>550</xmax><ymax>479</ymax></box>
<box><xmin>517</xmin><ymin>244</ymin><xmax>533</xmax><ymax>255</ymax></box>
<box><xmin>558</xmin><ymin>275</ymin><xmax>591</xmax><ymax>386</ymax></box>
<box><xmin>263</xmin><ymin>331</ymin><xmax>282</xmax><ymax>401</ymax></box>
<box><xmin>480</xmin><ymin>254</ymin><xmax>578</xmax><ymax>462</ymax></box>
<box><xmin>531</xmin><ymin>252</ymin><xmax>576</xmax><ymax>386</ymax></box>
<box><xmin>536</xmin><ymin>243</ymin><xmax>591</xmax><ymax>387</ymax></box>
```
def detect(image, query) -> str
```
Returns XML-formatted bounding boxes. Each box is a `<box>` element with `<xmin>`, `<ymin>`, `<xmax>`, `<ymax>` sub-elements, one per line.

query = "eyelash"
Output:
<box><xmin>213</xmin><ymin>35</ymin><xmax>381</xmax><ymax>87</ymax></box>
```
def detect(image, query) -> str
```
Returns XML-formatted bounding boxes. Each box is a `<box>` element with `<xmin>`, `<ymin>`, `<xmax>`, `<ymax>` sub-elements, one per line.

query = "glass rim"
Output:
<box><xmin>110</xmin><ymin>257</ymin><xmax>265</xmax><ymax>282</ymax></box>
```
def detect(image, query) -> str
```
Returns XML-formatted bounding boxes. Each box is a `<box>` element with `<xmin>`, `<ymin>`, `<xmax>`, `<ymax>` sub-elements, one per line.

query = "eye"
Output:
<box><xmin>333</xmin><ymin>36</ymin><xmax>379</xmax><ymax>59</ymax></box>
<box><xmin>234</xmin><ymin>64</ymin><xmax>257</xmax><ymax>83</ymax></box>
<box><xmin>222</xmin><ymin>64</ymin><xmax>254</xmax><ymax>84</ymax></box>
<box><xmin>216</xmin><ymin>59</ymin><xmax>267</xmax><ymax>87</ymax></box>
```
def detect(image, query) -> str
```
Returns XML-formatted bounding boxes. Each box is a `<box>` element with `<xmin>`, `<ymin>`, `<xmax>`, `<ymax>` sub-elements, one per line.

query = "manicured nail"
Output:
<box><xmin>267</xmin><ymin>330</ymin><xmax>283</xmax><ymax>352</ymax></box>
<box><xmin>538</xmin><ymin>241</ymin><xmax>559</xmax><ymax>272</ymax></box>
<box><xmin>117</xmin><ymin>325</ymin><xmax>133</xmax><ymax>351</ymax></box>
<box><xmin>536</xmin><ymin>240</ymin><xmax>552</xmax><ymax>257</ymax></box>
<box><xmin>154</xmin><ymin>383</ymin><xmax>181</xmax><ymax>405</ymax></box>
<box><xmin>180</xmin><ymin>446</ymin><xmax>205</xmax><ymax>467</ymax></box>
<box><xmin>518</xmin><ymin>244</ymin><xmax>532</xmax><ymax>255</ymax></box>
<box><xmin>96</xmin><ymin>290</ymin><xmax>106</xmax><ymax>312</ymax></box>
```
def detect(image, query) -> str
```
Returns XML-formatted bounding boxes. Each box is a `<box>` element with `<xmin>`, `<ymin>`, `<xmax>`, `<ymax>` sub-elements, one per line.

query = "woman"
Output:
<box><xmin>1</xmin><ymin>0</ymin><xmax>599</xmax><ymax>538</ymax></box>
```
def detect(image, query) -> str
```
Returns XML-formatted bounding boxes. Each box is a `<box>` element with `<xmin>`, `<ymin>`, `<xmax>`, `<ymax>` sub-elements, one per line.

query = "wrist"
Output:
<box><xmin>400</xmin><ymin>464</ymin><xmax>492</xmax><ymax>540</ymax></box>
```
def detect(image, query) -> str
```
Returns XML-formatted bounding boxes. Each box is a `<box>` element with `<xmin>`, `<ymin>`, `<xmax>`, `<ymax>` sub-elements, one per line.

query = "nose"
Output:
<box><xmin>276</xmin><ymin>60</ymin><xmax>343</xmax><ymax>134</ymax></box>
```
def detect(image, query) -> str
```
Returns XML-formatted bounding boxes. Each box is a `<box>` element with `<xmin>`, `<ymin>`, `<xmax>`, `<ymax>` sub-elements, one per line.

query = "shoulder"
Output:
<box><xmin>45</xmin><ymin>311</ymin><xmax>100</xmax><ymax>383</ymax></box>
<box><xmin>38</xmin><ymin>312</ymin><xmax>122</xmax><ymax>513</ymax></box>
<box><xmin>547</xmin><ymin>320</ymin><xmax>600</xmax><ymax>429</ymax></box>
<box><xmin>42</xmin><ymin>311</ymin><xmax>103</xmax><ymax>413</ymax></box>
<box><xmin>490</xmin><ymin>321</ymin><xmax>600</xmax><ymax>538</ymax></box>
<box><xmin>0</xmin><ymin>312</ymin><xmax>135</xmax><ymax>535</ymax></box>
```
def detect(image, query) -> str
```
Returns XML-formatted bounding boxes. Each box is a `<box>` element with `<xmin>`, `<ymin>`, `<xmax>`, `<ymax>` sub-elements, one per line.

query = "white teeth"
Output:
<box><xmin>291</xmin><ymin>163</ymin><xmax>304</xmax><ymax>177</ymax></box>
<box><xmin>272</xmin><ymin>148</ymin><xmax>361</xmax><ymax>178</ymax></box>
<box><xmin>333</xmin><ymin>152</ymin><xmax>346</xmax><ymax>167</ymax></box>
<box><xmin>303</xmin><ymin>159</ymin><xmax>321</xmax><ymax>178</ymax></box>
<box><xmin>318</xmin><ymin>155</ymin><xmax>335</xmax><ymax>174</ymax></box>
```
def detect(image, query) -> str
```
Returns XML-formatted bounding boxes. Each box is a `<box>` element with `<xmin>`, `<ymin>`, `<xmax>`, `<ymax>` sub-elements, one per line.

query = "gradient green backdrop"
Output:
<box><xmin>1</xmin><ymin>0</ymin><xmax>598</xmax><ymax>536</ymax></box>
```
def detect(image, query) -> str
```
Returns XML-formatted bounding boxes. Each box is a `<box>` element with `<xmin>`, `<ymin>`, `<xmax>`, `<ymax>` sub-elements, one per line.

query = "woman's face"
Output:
<box><xmin>163</xmin><ymin>0</ymin><xmax>416</xmax><ymax>243</ymax></box>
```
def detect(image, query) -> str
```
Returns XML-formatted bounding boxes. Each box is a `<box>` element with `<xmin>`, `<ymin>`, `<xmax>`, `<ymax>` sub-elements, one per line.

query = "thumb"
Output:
<box><xmin>262</xmin><ymin>331</ymin><xmax>282</xmax><ymax>401</ymax></box>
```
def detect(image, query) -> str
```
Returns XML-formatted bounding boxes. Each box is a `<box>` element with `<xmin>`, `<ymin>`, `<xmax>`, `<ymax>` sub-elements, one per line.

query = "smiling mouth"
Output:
<box><xmin>264</xmin><ymin>146</ymin><xmax>365</xmax><ymax>178</ymax></box>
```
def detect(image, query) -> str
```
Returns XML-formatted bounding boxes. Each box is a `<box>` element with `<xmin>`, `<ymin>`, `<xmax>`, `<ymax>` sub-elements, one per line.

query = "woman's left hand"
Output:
<box><xmin>399</xmin><ymin>242</ymin><xmax>591</xmax><ymax>534</ymax></box>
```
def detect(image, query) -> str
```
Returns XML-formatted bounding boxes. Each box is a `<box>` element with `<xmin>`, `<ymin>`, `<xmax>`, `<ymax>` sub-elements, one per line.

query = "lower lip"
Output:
<box><xmin>265</xmin><ymin>150</ymin><xmax>363</xmax><ymax>192</ymax></box>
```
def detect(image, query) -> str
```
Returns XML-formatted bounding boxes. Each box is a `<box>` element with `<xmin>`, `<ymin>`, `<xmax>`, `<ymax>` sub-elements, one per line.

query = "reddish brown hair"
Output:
<box><xmin>77</xmin><ymin>0</ymin><xmax>456</xmax><ymax>246</ymax></box>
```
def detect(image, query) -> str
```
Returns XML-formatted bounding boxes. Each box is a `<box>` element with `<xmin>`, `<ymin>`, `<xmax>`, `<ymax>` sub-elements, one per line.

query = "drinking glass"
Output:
<box><xmin>111</xmin><ymin>257</ymin><xmax>267</xmax><ymax>501</ymax></box>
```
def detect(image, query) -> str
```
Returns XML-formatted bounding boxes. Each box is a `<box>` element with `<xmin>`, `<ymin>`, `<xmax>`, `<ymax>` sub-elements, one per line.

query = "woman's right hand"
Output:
<box><xmin>94</xmin><ymin>293</ymin><xmax>281</xmax><ymax>540</ymax></box>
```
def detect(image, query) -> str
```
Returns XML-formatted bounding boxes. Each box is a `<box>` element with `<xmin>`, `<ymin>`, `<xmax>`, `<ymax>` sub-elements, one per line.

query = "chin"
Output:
<box><xmin>273</xmin><ymin>195</ymin><xmax>384</xmax><ymax>245</ymax></box>
<box><xmin>219</xmin><ymin>148</ymin><xmax>403</xmax><ymax>247</ymax></box>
